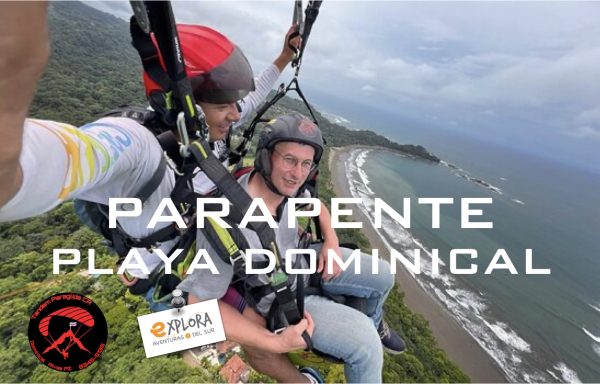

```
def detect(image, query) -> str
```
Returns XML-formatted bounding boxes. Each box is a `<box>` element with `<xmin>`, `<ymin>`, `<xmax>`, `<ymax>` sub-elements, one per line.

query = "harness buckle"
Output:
<box><xmin>177</xmin><ymin>112</ymin><xmax>191</xmax><ymax>157</ymax></box>
<box><xmin>230</xmin><ymin>251</ymin><xmax>246</xmax><ymax>266</ymax></box>
<box><xmin>164</xmin><ymin>151</ymin><xmax>184</xmax><ymax>176</ymax></box>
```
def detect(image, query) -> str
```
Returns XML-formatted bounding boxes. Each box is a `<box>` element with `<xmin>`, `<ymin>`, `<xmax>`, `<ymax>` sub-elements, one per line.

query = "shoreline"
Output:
<box><xmin>329</xmin><ymin>146</ymin><xmax>507</xmax><ymax>383</ymax></box>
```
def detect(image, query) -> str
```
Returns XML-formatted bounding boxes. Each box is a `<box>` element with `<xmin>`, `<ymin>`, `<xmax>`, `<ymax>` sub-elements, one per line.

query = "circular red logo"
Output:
<box><xmin>28</xmin><ymin>293</ymin><xmax>108</xmax><ymax>372</ymax></box>
<box><xmin>298</xmin><ymin>119</ymin><xmax>318</xmax><ymax>137</ymax></box>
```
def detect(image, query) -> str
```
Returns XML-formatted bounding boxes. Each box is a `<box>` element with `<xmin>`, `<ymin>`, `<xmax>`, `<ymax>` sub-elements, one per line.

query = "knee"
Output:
<box><xmin>368</xmin><ymin>256</ymin><xmax>394</xmax><ymax>292</ymax></box>
<box><xmin>378</xmin><ymin>258</ymin><xmax>395</xmax><ymax>290</ymax></box>
<box><xmin>346</xmin><ymin>325</ymin><xmax>383</xmax><ymax>368</ymax></box>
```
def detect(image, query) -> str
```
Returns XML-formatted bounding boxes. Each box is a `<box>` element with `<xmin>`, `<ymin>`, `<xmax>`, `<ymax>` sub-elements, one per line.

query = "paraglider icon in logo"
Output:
<box><xmin>40</xmin><ymin>307</ymin><xmax>93</xmax><ymax>360</ymax></box>
<box><xmin>28</xmin><ymin>293</ymin><xmax>108</xmax><ymax>372</ymax></box>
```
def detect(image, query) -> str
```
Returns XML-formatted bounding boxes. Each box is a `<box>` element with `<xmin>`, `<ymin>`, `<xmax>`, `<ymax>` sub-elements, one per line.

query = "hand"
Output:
<box><xmin>283</xmin><ymin>24</ymin><xmax>302</xmax><ymax>62</ymax></box>
<box><xmin>317</xmin><ymin>240</ymin><xmax>343</xmax><ymax>281</ymax></box>
<box><xmin>274</xmin><ymin>311</ymin><xmax>314</xmax><ymax>353</ymax></box>
<box><xmin>273</xmin><ymin>24</ymin><xmax>302</xmax><ymax>71</ymax></box>
<box><xmin>118</xmin><ymin>273</ymin><xmax>139</xmax><ymax>287</ymax></box>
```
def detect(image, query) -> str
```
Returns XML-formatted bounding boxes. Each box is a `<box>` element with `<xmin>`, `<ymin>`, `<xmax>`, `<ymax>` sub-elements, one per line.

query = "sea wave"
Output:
<box><xmin>345</xmin><ymin>149</ymin><xmax>374</xmax><ymax>197</ymax></box>
<box><xmin>546</xmin><ymin>369</ymin><xmax>560</xmax><ymax>381</ymax></box>
<box><xmin>590</xmin><ymin>303</ymin><xmax>600</xmax><ymax>314</ymax></box>
<box><xmin>446</xmin><ymin>288</ymin><xmax>487</xmax><ymax>315</ymax></box>
<box><xmin>553</xmin><ymin>362</ymin><xmax>582</xmax><ymax>383</ymax></box>
<box><xmin>582</xmin><ymin>327</ymin><xmax>600</xmax><ymax>343</ymax></box>
<box><xmin>343</xmin><ymin>148</ymin><xmax>583</xmax><ymax>383</ymax></box>
<box><xmin>511</xmin><ymin>199</ymin><xmax>525</xmax><ymax>205</ymax></box>
<box><xmin>355</xmin><ymin>152</ymin><xmax>372</xmax><ymax>189</ymax></box>
<box><xmin>321</xmin><ymin>110</ymin><xmax>351</xmax><ymax>126</ymax></box>
<box><xmin>483</xmin><ymin>320</ymin><xmax>531</xmax><ymax>353</ymax></box>
<box><xmin>440</xmin><ymin>160</ymin><xmax>503</xmax><ymax>194</ymax></box>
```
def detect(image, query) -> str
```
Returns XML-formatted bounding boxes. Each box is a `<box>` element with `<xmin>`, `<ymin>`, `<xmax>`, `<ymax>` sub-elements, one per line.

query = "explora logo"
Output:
<box><xmin>150</xmin><ymin>313</ymin><xmax>213</xmax><ymax>337</ymax></box>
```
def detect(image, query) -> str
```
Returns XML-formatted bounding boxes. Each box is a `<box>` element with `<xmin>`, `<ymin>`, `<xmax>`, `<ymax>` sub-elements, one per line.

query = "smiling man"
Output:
<box><xmin>179</xmin><ymin>112</ymin><xmax>406</xmax><ymax>383</ymax></box>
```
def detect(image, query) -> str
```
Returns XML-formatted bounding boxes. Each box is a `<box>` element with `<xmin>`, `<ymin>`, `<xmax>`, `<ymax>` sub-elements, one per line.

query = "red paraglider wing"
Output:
<box><xmin>38</xmin><ymin>306</ymin><xmax>94</xmax><ymax>336</ymax></box>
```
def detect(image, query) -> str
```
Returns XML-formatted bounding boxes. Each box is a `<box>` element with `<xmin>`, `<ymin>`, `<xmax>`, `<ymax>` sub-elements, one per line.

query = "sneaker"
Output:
<box><xmin>300</xmin><ymin>367</ymin><xmax>324</xmax><ymax>383</ymax></box>
<box><xmin>378</xmin><ymin>320</ymin><xmax>406</xmax><ymax>354</ymax></box>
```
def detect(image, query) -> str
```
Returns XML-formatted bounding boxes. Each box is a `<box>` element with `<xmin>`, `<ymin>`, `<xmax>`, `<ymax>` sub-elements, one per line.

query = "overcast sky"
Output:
<box><xmin>87</xmin><ymin>1</ymin><xmax>600</xmax><ymax>171</ymax></box>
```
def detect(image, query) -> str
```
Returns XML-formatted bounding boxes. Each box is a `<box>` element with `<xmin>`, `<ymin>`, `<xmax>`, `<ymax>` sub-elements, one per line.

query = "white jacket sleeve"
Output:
<box><xmin>0</xmin><ymin>117</ymin><xmax>173</xmax><ymax>229</ymax></box>
<box><xmin>235</xmin><ymin>63</ymin><xmax>281</xmax><ymax>128</ymax></box>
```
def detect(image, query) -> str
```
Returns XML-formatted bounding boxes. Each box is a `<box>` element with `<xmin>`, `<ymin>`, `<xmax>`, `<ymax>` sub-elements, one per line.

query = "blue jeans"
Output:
<box><xmin>305</xmin><ymin>246</ymin><xmax>394</xmax><ymax>383</ymax></box>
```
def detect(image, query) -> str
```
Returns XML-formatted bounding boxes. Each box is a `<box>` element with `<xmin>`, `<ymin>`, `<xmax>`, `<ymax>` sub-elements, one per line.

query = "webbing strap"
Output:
<box><xmin>130</xmin><ymin>16</ymin><xmax>171</xmax><ymax>92</ymax></box>
<box><xmin>189</xmin><ymin>140</ymin><xmax>281</xmax><ymax>259</ymax></box>
<box><xmin>137</xmin><ymin>154</ymin><xmax>167</xmax><ymax>203</ymax></box>
<box><xmin>229</xmin><ymin>78</ymin><xmax>319</xmax><ymax>166</ymax></box>
<box><xmin>293</xmin><ymin>0</ymin><xmax>323</xmax><ymax>70</ymax></box>
<box><xmin>206</xmin><ymin>217</ymin><xmax>240</xmax><ymax>256</ymax></box>
<box><xmin>274</xmin><ymin>279</ymin><xmax>303</xmax><ymax>325</ymax></box>
<box><xmin>104</xmin><ymin>152</ymin><xmax>175</xmax><ymax>260</ymax></box>
<box><xmin>203</xmin><ymin>215</ymin><xmax>277</xmax><ymax>282</ymax></box>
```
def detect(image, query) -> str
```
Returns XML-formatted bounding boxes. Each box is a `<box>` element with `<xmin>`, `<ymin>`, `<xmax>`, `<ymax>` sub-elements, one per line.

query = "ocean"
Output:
<box><xmin>322</xmin><ymin>100</ymin><xmax>600</xmax><ymax>382</ymax></box>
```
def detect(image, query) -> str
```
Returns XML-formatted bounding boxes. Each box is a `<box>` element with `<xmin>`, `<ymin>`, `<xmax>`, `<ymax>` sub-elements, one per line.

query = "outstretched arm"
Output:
<box><xmin>0</xmin><ymin>2</ymin><xmax>168</xmax><ymax>226</ymax></box>
<box><xmin>0</xmin><ymin>2</ymin><xmax>50</xmax><ymax>208</ymax></box>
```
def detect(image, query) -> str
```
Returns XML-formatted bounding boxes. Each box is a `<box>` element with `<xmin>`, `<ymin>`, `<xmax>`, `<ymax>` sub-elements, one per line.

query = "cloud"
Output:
<box><xmin>413</xmin><ymin>17</ymin><xmax>461</xmax><ymax>43</ymax></box>
<box><xmin>85</xmin><ymin>0</ymin><xmax>600</xmax><ymax>164</ymax></box>
<box><xmin>345</xmin><ymin>61</ymin><xmax>377</xmax><ymax>80</ymax></box>
<box><xmin>565</xmin><ymin>126</ymin><xmax>600</xmax><ymax>140</ymax></box>
<box><xmin>575</xmin><ymin>107</ymin><xmax>600</xmax><ymax>125</ymax></box>
<box><xmin>361</xmin><ymin>85</ymin><xmax>375</xmax><ymax>94</ymax></box>
<box><xmin>438</xmin><ymin>47</ymin><xmax>600</xmax><ymax>107</ymax></box>
<box><xmin>86</xmin><ymin>1</ymin><xmax>600</xmax><ymax>113</ymax></box>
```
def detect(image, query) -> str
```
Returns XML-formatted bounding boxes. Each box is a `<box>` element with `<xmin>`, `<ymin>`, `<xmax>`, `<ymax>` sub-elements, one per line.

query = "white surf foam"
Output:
<box><xmin>483</xmin><ymin>320</ymin><xmax>531</xmax><ymax>353</ymax></box>
<box><xmin>553</xmin><ymin>362</ymin><xmax>582</xmax><ymax>383</ymax></box>
<box><xmin>590</xmin><ymin>303</ymin><xmax>600</xmax><ymax>314</ymax></box>
<box><xmin>582</xmin><ymin>327</ymin><xmax>600</xmax><ymax>343</ymax></box>
<box><xmin>441</xmin><ymin>160</ymin><xmax>504</xmax><ymax>194</ymax></box>
<box><xmin>511</xmin><ymin>199</ymin><xmax>525</xmax><ymax>205</ymax></box>
<box><xmin>321</xmin><ymin>110</ymin><xmax>351</xmax><ymax>126</ymax></box>
<box><xmin>446</xmin><ymin>288</ymin><xmax>487</xmax><ymax>315</ymax></box>
<box><xmin>546</xmin><ymin>369</ymin><xmax>560</xmax><ymax>381</ymax></box>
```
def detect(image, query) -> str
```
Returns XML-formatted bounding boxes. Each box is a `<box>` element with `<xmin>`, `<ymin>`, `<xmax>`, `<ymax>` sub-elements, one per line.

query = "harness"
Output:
<box><xmin>73</xmin><ymin>108</ymin><xmax>304</xmax><ymax>322</ymax></box>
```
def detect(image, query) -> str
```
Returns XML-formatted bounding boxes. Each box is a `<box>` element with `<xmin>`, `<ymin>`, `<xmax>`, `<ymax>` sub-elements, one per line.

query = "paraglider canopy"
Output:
<box><xmin>39</xmin><ymin>306</ymin><xmax>94</xmax><ymax>337</ymax></box>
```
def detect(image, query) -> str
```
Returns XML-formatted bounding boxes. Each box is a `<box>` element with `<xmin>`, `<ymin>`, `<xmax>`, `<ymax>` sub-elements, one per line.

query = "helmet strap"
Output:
<box><xmin>260</xmin><ymin>171</ymin><xmax>287</xmax><ymax>197</ymax></box>
<box><xmin>267</xmin><ymin>178</ymin><xmax>286</xmax><ymax>197</ymax></box>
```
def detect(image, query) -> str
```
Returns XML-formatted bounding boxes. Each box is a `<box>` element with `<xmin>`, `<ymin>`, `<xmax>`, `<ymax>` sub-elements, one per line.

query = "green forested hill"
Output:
<box><xmin>0</xmin><ymin>2</ymin><xmax>464</xmax><ymax>382</ymax></box>
<box><xmin>30</xmin><ymin>1</ymin><xmax>145</xmax><ymax>125</ymax></box>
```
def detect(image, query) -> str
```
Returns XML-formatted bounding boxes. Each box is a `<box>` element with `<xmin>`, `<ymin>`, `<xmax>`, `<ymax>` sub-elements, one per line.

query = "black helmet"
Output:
<box><xmin>255</xmin><ymin>113</ymin><xmax>324</xmax><ymax>196</ymax></box>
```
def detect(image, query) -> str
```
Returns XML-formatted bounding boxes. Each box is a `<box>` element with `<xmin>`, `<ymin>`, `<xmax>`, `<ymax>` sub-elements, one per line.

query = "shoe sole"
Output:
<box><xmin>383</xmin><ymin>345</ymin><xmax>406</xmax><ymax>355</ymax></box>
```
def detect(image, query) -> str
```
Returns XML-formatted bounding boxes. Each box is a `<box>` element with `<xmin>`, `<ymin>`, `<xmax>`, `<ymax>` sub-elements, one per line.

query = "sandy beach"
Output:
<box><xmin>329</xmin><ymin>147</ymin><xmax>507</xmax><ymax>383</ymax></box>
